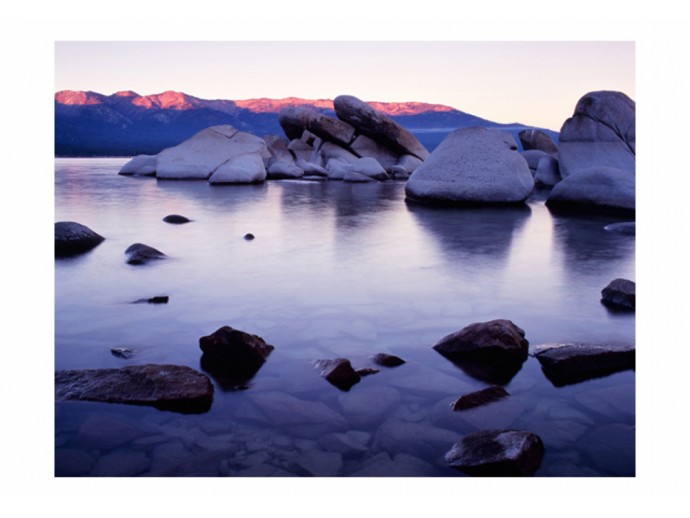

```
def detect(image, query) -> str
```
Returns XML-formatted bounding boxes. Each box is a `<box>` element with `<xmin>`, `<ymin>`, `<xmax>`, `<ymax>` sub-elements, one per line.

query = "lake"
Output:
<box><xmin>55</xmin><ymin>157</ymin><xmax>635</xmax><ymax>477</ymax></box>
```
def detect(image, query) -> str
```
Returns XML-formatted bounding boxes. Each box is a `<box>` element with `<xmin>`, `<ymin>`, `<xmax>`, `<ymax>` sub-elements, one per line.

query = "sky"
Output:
<box><xmin>54</xmin><ymin>41</ymin><xmax>635</xmax><ymax>131</ymax></box>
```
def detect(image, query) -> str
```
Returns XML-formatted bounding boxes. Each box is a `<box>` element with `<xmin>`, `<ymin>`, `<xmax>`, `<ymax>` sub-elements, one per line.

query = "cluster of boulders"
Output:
<box><xmin>406</xmin><ymin>90</ymin><xmax>635</xmax><ymax>214</ymax></box>
<box><xmin>118</xmin><ymin>95</ymin><xmax>429</xmax><ymax>184</ymax></box>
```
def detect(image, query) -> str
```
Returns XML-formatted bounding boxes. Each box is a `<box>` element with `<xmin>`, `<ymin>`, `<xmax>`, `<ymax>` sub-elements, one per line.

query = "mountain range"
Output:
<box><xmin>54</xmin><ymin>90</ymin><xmax>558</xmax><ymax>157</ymax></box>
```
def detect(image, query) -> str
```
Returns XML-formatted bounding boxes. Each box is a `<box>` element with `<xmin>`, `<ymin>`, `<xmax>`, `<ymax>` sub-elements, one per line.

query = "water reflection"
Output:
<box><xmin>550</xmin><ymin>211</ymin><xmax>635</xmax><ymax>279</ymax></box>
<box><xmin>406</xmin><ymin>203</ymin><xmax>531</xmax><ymax>265</ymax></box>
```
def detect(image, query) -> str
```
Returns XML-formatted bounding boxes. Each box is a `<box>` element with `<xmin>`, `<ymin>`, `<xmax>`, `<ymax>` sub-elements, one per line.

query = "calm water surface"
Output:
<box><xmin>55</xmin><ymin>158</ymin><xmax>635</xmax><ymax>477</ymax></box>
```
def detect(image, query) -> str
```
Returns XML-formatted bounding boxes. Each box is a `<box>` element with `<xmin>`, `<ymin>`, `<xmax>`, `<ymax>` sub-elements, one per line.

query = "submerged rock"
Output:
<box><xmin>244</xmin><ymin>233</ymin><xmax>255</xmax><ymax>240</ymax></box>
<box><xmin>163</xmin><ymin>214</ymin><xmax>191</xmax><ymax>224</ymax></box>
<box><xmin>601</xmin><ymin>278</ymin><xmax>635</xmax><ymax>310</ymax></box>
<box><xmin>445</xmin><ymin>429</ymin><xmax>544</xmax><ymax>476</ymax></box>
<box><xmin>533</xmin><ymin>342</ymin><xmax>635</xmax><ymax>386</ymax></box>
<box><xmin>110</xmin><ymin>347</ymin><xmax>134</xmax><ymax>359</ymax></box>
<box><xmin>604</xmin><ymin>221</ymin><xmax>635</xmax><ymax>235</ymax></box>
<box><xmin>125</xmin><ymin>243</ymin><xmax>166</xmax><ymax>265</ymax></box>
<box><xmin>372</xmin><ymin>353</ymin><xmax>406</xmax><ymax>367</ymax></box>
<box><xmin>199</xmin><ymin>326</ymin><xmax>274</xmax><ymax>389</ymax></box>
<box><xmin>450</xmin><ymin>386</ymin><xmax>510</xmax><ymax>411</ymax></box>
<box><xmin>55</xmin><ymin>221</ymin><xmax>105</xmax><ymax>257</ymax></box>
<box><xmin>131</xmin><ymin>295</ymin><xmax>169</xmax><ymax>304</ymax></box>
<box><xmin>315</xmin><ymin>358</ymin><xmax>361</xmax><ymax>391</ymax></box>
<box><xmin>54</xmin><ymin>364</ymin><xmax>214</xmax><ymax>413</ymax></box>
<box><xmin>405</xmin><ymin>127</ymin><xmax>534</xmax><ymax>205</ymax></box>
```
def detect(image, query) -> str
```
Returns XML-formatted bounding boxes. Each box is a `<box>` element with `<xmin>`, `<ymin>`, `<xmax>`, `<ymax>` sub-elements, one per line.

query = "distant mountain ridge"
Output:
<box><xmin>55</xmin><ymin>90</ymin><xmax>556</xmax><ymax>157</ymax></box>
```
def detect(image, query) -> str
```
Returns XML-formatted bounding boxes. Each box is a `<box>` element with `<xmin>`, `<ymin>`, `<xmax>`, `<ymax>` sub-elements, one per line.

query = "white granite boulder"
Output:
<box><xmin>349</xmin><ymin>134</ymin><xmax>400</xmax><ymax>171</ymax></box>
<box><xmin>267</xmin><ymin>159</ymin><xmax>304</xmax><ymax>179</ymax></box>
<box><xmin>334</xmin><ymin>95</ymin><xmax>429</xmax><ymax>160</ymax></box>
<box><xmin>326</xmin><ymin>158</ymin><xmax>351</xmax><ymax>180</ymax></box>
<box><xmin>209</xmin><ymin>153</ymin><xmax>267</xmax><ymax>184</ymax></box>
<box><xmin>347</xmin><ymin>157</ymin><xmax>388</xmax><ymax>180</ymax></box>
<box><xmin>546</xmin><ymin>166</ymin><xmax>635</xmax><ymax>213</ymax></box>
<box><xmin>405</xmin><ymin>127</ymin><xmax>534</xmax><ymax>204</ymax></box>
<box><xmin>118</xmin><ymin>154</ymin><xmax>157</xmax><ymax>176</ymax></box>
<box><xmin>534</xmin><ymin>155</ymin><xmax>561</xmax><ymax>186</ymax></box>
<box><xmin>156</xmin><ymin>125</ymin><xmax>268</xmax><ymax>180</ymax></box>
<box><xmin>521</xmin><ymin>149</ymin><xmax>549</xmax><ymax>173</ymax></box>
<box><xmin>558</xmin><ymin>91</ymin><xmax>635</xmax><ymax>178</ymax></box>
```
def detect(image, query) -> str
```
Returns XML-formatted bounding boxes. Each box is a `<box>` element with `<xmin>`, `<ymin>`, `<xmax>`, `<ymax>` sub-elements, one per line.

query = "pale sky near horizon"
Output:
<box><xmin>54</xmin><ymin>41</ymin><xmax>634</xmax><ymax>131</ymax></box>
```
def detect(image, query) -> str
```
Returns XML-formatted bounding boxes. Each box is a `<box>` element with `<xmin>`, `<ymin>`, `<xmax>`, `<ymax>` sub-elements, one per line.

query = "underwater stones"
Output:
<box><xmin>601</xmin><ymin>278</ymin><xmax>635</xmax><ymax>310</ymax></box>
<box><xmin>405</xmin><ymin>127</ymin><xmax>534</xmax><ymax>205</ymax></box>
<box><xmin>372</xmin><ymin>353</ymin><xmax>406</xmax><ymax>367</ymax></box>
<box><xmin>163</xmin><ymin>214</ymin><xmax>191</xmax><ymax>224</ymax></box>
<box><xmin>533</xmin><ymin>342</ymin><xmax>635</xmax><ymax>386</ymax></box>
<box><xmin>315</xmin><ymin>358</ymin><xmax>361</xmax><ymax>391</ymax></box>
<box><xmin>55</xmin><ymin>221</ymin><xmax>105</xmax><ymax>257</ymax></box>
<box><xmin>110</xmin><ymin>347</ymin><xmax>134</xmax><ymax>359</ymax></box>
<box><xmin>433</xmin><ymin>319</ymin><xmax>529</xmax><ymax>363</ymax></box>
<box><xmin>374</xmin><ymin>418</ymin><xmax>457</xmax><ymax>459</ymax></box>
<box><xmin>450</xmin><ymin>386</ymin><xmax>510</xmax><ymax>411</ymax></box>
<box><xmin>445</xmin><ymin>430</ymin><xmax>544</xmax><ymax>476</ymax></box>
<box><xmin>337</xmin><ymin>386</ymin><xmax>400</xmax><ymax>428</ymax></box>
<box><xmin>125</xmin><ymin>243</ymin><xmax>166</xmax><ymax>265</ymax></box>
<box><xmin>199</xmin><ymin>326</ymin><xmax>274</xmax><ymax>388</ymax></box>
<box><xmin>55</xmin><ymin>364</ymin><xmax>214</xmax><ymax>413</ymax></box>
<box><xmin>333</xmin><ymin>94</ymin><xmax>429</xmax><ymax>160</ymax></box>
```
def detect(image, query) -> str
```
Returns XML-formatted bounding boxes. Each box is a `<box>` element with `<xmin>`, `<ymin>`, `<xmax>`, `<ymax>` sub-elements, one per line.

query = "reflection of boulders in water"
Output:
<box><xmin>433</xmin><ymin>319</ymin><xmax>529</xmax><ymax>384</ymax></box>
<box><xmin>445</xmin><ymin>430</ymin><xmax>544</xmax><ymax>476</ymax></box>
<box><xmin>550</xmin><ymin>212</ymin><xmax>634</xmax><ymax>276</ymax></box>
<box><xmin>199</xmin><ymin>326</ymin><xmax>274</xmax><ymax>391</ymax></box>
<box><xmin>601</xmin><ymin>278</ymin><xmax>635</xmax><ymax>310</ymax></box>
<box><xmin>533</xmin><ymin>342</ymin><xmax>635</xmax><ymax>387</ymax></box>
<box><xmin>407</xmin><ymin>203</ymin><xmax>531</xmax><ymax>262</ymax></box>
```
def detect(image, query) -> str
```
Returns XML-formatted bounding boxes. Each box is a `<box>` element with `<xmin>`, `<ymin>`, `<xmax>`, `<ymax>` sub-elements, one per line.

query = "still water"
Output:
<box><xmin>55</xmin><ymin>158</ymin><xmax>635</xmax><ymax>477</ymax></box>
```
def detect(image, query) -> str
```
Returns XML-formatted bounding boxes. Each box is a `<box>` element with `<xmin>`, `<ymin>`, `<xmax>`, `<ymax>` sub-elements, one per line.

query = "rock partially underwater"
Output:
<box><xmin>55</xmin><ymin>221</ymin><xmax>105</xmax><ymax>257</ymax></box>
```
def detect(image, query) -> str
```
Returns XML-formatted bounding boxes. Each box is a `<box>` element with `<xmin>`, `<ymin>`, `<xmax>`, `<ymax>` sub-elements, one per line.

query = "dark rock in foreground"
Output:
<box><xmin>433</xmin><ymin>319</ymin><xmax>529</xmax><ymax>363</ymax></box>
<box><xmin>54</xmin><ymin>364</ymin><xmax>214</xmax><ymax>413</ymax></box>
<box><xmin>533</xmin><ymin>342</ymin><xmax>635</xmax><ymax>386</ymax></box>
<box><xmin>55</xmin><ymin>221</ymin><xmax>105</xmax><ymax>257</ymax></box>
<box><xmin>315</xmin><ymin>358</ymin><xmax>361</xmax><ymax>391</ymax></box>
<box><xmin>125</xmin><ymin>243</ymin><xmax>166</xmax><ymax>265</ymax></box>
<box><xmin>601</xmin><ymin>278</ymin><xmax>635</xmax><ymax>310</ymax></box>
<box><xmin>199</xmin><ymin>326</ymin><xmax>274</xmax><ymax>389</ymax></box>
<box><xmin>445</xmin><ymin>430</ymin><xmax>544</xmax><ymax>476</ymax></box>
<box><xmin>132</xmin><ymin>295</ymin><xmax>169</xmax><ymax>304</ymax></box>
<box><xmin>451</xmin><ymin>386</ymin><xmax>510</xmax><ymax>411</ymax></box>
<box><xmin>372</xmin><ymin>353</ymin><xmax>406</xmax><ymax>367</ymax></box>
<box><xmin>163</xmin><ymin>214</ymin><xmax>191</xmax><ymax>224</ymax></box>
<box><xmin>355</xmin><ymin>367</ymin><xmax>380</xmax><ymax>377</ymax></box>
<box><xmin>244</xmin><ymin>233</ymin><xmax>255</xmax><ymax>240</ymax></box>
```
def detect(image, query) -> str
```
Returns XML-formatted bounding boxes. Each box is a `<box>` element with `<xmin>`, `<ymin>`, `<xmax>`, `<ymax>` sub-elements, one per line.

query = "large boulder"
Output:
<box><xmin>445</xmin><ymin>430</ymin><xmax>544</xmax><ymax>476</ymax></box>
<box><xmin>518</xmin><ymin>129</ymin><xmax>559</xmax><ymax>156</ymax></box>
<box><xmin>558</xmin><ymin>91</ymin><xmax>635</xmax><ymax>178</ymax></box>
<box><xmin>534</xmin><ymin>155</ymin><xmax>561</xmax><ymax>186</ymax></box>
<box><xmin>55</xmin><ymin>221</ymin><xmax>105</xmax><ymax>257</ymax></box>
<box><xmin>347</xmin><ymin>157</ymin><xmax>389</xmax><ymax>181</ymax></box>
<box><xmin>156</xmin><ymin>125</ymin><xmax>268</xmax><ymax>180</ymax></box>
<box><xmin>208</xmin><ymin>153</ymin><xmax>267</xmax><ymax>184</ymax></box>
<box><xmin>279</xmin><ymin>106</ymin><xmax>356</xmax><ymax>147</ymax></box>
<box><xmin>545</xmin><ymin>166</ymin><xmax>634</xmax><ymax>214</ymax></box>
<box><xmin>533</xmin><ymin>342</ymin><xmax>635</xmax><ymax>386</ymax></box>
<box><xmin>405</xmin><ymin>127</ymin><xmax>534</xmax><ymax>205</ymax></box>
<box><xmin>54</xmin><ymin>364</ymin><xmax>214</xmax><ymax>413</ymax></box>
<box><xmin>433</xmin><ymin>319</ymin><xmax>529</xmax><ymax>363</ymax></box>
<box><xmin>333</xmin><ymin>95</ymin><xmax>429</xmax><ymax>160</ymax></box>
<box><xmin>349</xmin><ymin>134</ymin><xmax>400</xmax><ymax>171</ymax></box>
<box><xmin>118</xmin><ymin>154</ymin><xmax>157</xmax><ymax>176</ymax></box>
<box><xmin>199</xmin><ymin>326</ymin><xmax>274</xmax><ymax>388</ymax></box>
